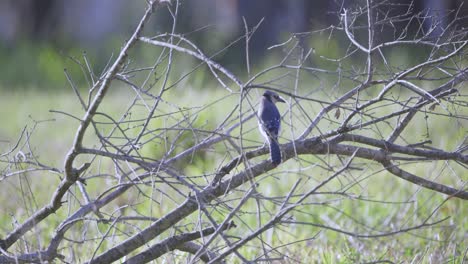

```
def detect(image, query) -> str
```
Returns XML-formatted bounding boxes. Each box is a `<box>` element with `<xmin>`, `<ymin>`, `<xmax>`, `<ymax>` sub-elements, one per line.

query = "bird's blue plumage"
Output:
<box><xmin>258</xmin><ymin>91</ymin><xmax>283</xmax><ymax>165</ymax></box>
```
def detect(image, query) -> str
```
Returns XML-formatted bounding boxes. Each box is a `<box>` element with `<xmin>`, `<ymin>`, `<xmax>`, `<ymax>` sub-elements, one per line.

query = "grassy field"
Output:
<box><xmin>0</xmin><ymin>88</ymin><xmax>467</xmax><ymax>263</ymax></box>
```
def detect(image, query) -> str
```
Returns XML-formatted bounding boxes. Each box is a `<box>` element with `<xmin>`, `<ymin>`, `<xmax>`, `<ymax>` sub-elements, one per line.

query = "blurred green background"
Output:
<box><xmin>1</xmin><ymin>1</ymin><xmax>467</xmax><ymax>262</ymax></box>
<box><xmin>0</xmin><ymin>0</ymin><xmax>465</xmax><ymax>90</ymax></box>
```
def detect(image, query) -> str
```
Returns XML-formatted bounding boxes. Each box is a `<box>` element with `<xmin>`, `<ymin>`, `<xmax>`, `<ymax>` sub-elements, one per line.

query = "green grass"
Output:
<box><xmin>0</xmin><ymin>88</ymin><xmax>467</xmax><ymax>263</ymax></box>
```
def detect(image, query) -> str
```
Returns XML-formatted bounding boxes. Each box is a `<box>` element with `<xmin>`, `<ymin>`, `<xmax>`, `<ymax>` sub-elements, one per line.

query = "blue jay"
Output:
<box><xmin>258</xmin><ymin>90</ymin><xmax>285</xmax><ymax>166</ymax></box>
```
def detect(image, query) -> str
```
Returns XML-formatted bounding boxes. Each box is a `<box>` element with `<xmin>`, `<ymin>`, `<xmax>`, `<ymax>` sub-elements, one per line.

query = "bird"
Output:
<box><xmin>258</xmin><ymin>90</ymin><xmax>285</xmax><ymax>166</ymax></box>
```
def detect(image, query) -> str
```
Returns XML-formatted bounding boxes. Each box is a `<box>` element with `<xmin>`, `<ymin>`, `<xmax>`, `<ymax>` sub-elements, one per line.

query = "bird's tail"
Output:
<box><xmin>269</xmin><ymin>139</ymin><xmax>281</xmax><ymax>166</ymax></box>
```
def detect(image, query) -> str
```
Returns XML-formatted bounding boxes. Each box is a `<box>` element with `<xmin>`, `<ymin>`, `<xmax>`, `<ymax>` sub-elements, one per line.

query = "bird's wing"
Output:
<box><xmin>262</xmin><ymin>118</ymin><xmax>280</xmax><ymax>137</ymax></box>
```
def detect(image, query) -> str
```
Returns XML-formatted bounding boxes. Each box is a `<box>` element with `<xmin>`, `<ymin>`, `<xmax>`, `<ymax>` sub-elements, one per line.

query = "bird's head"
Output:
<box><xmin>263</xmin><ymin>90</ymin><xmax>286</xmax><ymax>104</ymax></box>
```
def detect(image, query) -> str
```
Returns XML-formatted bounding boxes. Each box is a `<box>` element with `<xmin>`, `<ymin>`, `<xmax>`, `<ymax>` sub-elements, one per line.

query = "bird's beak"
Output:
<box><xmin>277</xmin><ymin>96</ymin><xmax>286</xmax><ymax>103</ymax></box>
